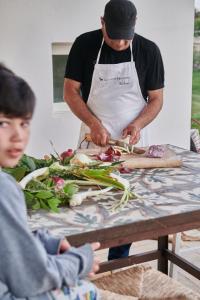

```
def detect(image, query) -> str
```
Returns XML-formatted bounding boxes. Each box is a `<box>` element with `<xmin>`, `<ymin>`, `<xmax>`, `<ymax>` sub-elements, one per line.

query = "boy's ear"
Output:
<box><xmin>100</xmin><ymin>17</ymin><xmax>105</xmax><ymax>27</ymax></box>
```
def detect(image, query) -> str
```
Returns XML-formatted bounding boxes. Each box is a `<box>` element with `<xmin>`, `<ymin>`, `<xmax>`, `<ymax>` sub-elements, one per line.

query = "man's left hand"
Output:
<box><xmin>122</xmin><ymin>123</ymin><xmax>141</xmax><ymax>144</ymax></box>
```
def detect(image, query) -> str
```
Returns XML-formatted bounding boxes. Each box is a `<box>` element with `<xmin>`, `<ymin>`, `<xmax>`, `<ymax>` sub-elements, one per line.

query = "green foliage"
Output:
<box><xmin>62</xmin><ymin>154</ymin><xmax>75</xmax><ymax>165</ymax></box>
<box><xmin>3</xmin><ymin>154</ymin><xmax>56</xmax><ymax>181</ymax></box>
<box><xmin>63</xmin><ymin>184</ymin><xmax>79</xmax><ymax>197</ymax></box>
<box><xmin>193</xmin><ymin>50</ymin><xmax>200</xmax><ymax>69</ymax></box>
<box><xmin>74</xmin><ymin>168</ymin><xmax>125</xmax><ymax>190</ymax></box>
<box><xmin>3</xmin><ymin>151</ymin><xmax>135</xmax><ymax>212</ymax></box>
<box><xmin>194</xmin><ymin>16</ymin><xmax>200</xmax><ymax>35</ymax></box>
<box><xmin>192</xmin><ymin>70</ymin><xmax>200</xmax><ymax>131</ymax></box>
<box><xmin>192</xmin><ymin>70</ymin><xmax>200</xmax><ymax>94</ymax></box>
<box><xmin>24</xmin><ymin>179</ymin><xmax>79</xmax><ymax>212</ymax></box>
<box><xmin>3</xmin><ymin>166</ymin><xmax>27</xmax><ymax>181</ymax></box>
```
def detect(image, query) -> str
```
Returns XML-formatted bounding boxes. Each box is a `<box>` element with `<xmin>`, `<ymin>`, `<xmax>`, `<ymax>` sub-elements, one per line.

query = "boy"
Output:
<box><xmin>0</xmin><ymin>64</ymin><xmax>100</xmax><ymax>300</ymax></box>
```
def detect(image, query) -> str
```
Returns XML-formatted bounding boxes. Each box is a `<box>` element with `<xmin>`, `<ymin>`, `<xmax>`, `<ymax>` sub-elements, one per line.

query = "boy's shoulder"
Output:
<box><xmin>0</xmin><ymin>171</ymin><xmax>26</xmax><ymax>212</ymax></box>
<box><xmin>0</xmin><ymin>170</ymin><xmax>16</xmax><ymax>183</ymax></box>
<box><xmin>0</xmin><ymin>171</ymin><xmax>21</xmax><ymax>193</ymax></box>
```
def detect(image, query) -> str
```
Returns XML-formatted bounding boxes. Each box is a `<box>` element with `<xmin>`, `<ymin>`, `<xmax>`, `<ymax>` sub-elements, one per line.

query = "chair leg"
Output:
<box><xmin>169</xmin><ymin>233</ymin><xmax>181</xmax><ymax>278</ymax></box>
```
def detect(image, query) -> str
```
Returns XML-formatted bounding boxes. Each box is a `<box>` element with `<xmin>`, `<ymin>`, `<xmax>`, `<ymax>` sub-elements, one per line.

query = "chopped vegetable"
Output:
<box><xmin>146</xmin><ymin>145</ymin><xmax>165</xmax><ymax>158</ymax></box>
<box><xmin>97</xmin><ymin>146</ymin><xmax>121</xmax><ymax>162</ymax></box>
<box><xmin>118</xmin><ymin>166</ymin><xmax>132</xmax><ymax>174</ymax></box>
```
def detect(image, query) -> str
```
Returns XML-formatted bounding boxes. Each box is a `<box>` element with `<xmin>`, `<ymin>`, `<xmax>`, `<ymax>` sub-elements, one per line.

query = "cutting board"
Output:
<box><xmin>121</xmin><ymin>147</ymin><xmax>182</xmax><ymax>169</ymax></box>
<box><xmin>77</xmin><ymin>146</ymin><xmax>182</xmax><ymax>169</ymax></box>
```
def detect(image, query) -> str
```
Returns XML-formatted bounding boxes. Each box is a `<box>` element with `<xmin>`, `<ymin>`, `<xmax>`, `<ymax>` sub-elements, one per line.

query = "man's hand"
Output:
<box><xmin>123</xmin><ymin>123</ymin><xmax>141</xmax><ymax>145</ymax></box>
<box><xmin>59</xmin><ymin>238</ymin><xmax>71</xmax><ymax>253</ymax></box>
<box><xmin>90</xmin><ymin>121</ymin><xmax>110</xmax><ymax>146</ymax></box>
<box><xmin>88</xmin><ymin>242</ymin><xmax>101</xmax><ymax>278</ymax></box>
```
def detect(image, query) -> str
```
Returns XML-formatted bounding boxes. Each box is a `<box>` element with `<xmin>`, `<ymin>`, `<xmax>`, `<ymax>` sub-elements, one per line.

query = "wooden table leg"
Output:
<box><xmin>158</xmin><ymin>235</ymin><xmax>168</xmax><ymax>275</ymax></box>
<box><xmin>169</xmin><ymin>233</ymin><xmax>181</xmax><ymax>278</ymax></box>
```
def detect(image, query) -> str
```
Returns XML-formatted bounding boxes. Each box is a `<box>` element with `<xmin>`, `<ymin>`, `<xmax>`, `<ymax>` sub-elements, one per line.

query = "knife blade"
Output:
<box><xmin>84</xmin><ymin>134</ymin><xmax>145</xmax><ymax>154</ymax></box>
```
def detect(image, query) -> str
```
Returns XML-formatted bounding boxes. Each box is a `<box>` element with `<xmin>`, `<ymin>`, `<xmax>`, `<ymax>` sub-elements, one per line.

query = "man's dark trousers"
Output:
<box><xmin>108</xmin><ymin>243</ymin><xmax>132</xmax><ymax>260</ymax></box>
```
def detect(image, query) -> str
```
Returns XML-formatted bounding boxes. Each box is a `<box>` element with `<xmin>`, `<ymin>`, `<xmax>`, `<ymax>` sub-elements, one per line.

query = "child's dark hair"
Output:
<box><xmin>0</xmin><ymin>63</ymin><xmax>36</xmax><ymax>117</ymax></box>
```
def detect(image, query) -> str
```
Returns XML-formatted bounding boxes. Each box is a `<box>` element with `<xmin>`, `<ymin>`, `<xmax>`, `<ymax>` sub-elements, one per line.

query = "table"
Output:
<box><xmin>28</xmin><ymin>145</ymin><xmax>200</xmax><ymax>279</ymax></box>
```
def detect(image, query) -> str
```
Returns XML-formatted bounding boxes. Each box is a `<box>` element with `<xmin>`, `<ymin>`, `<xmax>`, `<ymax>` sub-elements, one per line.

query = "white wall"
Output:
<box><xmin>0</xmin><ymin>0</ymin><xmax>194</xmax><ymax>157</ymax></box>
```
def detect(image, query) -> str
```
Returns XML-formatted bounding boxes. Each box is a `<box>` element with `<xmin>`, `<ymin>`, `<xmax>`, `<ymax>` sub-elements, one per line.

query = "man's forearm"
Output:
<box><xmin>123</xmin><ymin>92</ymin><xmax>163</xmax><ymax>144</ymax></box>
<box><xmin>64</xmin><ymin>81</ymin><xmax>100</xmax><ymax>129</ymax></box>
<box><xmin>131</xmin><ymin>90</ymin><xmax>163</xmax><ymax>130</ymax></box>
<box><xmin>66</xmin><ymin>93</ymin><xmax>97</xmax><ymax>127</ymax></box>
<box><xmin>64</xmin><ymin>79</ymin><xmax>110</xmax><ymax>145</ymax></box>
<box><xmin>132</xmin><ymin>98</ymin><xmax>163</xmax><ymax>129</ymax></box>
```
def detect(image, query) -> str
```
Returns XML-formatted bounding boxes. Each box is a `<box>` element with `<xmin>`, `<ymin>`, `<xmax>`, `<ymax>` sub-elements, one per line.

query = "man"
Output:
<box><xmin>64</xmin><ymin>0</ymin><xmax>164</xmax><ymax>259</ymax></box>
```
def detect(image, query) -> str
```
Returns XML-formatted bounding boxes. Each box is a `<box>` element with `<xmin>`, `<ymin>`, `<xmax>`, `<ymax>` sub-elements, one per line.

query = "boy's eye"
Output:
<box><xmin>21</xmin><ymin>121</ymin><xmax>30</xmax><ymax>128</ymax></box>
<box><xmin>0</xmin><ymin>121</ymin><xmax>9</xmax><ymax>128</ymax></box>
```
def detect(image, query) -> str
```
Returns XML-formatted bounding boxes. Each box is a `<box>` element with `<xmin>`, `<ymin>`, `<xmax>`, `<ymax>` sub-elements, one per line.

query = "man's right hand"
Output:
<box><xmin>90</xmin><ymin>121</ymin><xmax>110</xmax><ymax>146</ymax></box>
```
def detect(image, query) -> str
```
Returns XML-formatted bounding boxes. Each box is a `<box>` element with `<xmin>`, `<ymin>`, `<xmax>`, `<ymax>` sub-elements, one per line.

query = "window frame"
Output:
<box><xmin>52</xmin><ymin>42</ymin><xmax>72</xmax><ymax>113</ymax></box>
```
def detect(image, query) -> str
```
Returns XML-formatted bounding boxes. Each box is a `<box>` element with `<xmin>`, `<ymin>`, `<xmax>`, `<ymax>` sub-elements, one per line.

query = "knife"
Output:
<box><xmin>84</xmin><ymin>134</ymin><xmax>145</xmax><ymax>154</ymax></box>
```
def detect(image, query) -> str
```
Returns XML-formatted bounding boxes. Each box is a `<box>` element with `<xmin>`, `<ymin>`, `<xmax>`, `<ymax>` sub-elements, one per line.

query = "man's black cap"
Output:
<box><xmin>104</xmin><ymin>0</ymin><xmax>137</xmax><ymax>40</ymax></box>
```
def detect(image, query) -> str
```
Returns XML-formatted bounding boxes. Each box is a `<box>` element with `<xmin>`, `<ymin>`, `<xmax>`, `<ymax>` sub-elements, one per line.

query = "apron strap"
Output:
<box><xmin>130</xmin><ymin>41</ymin><xmax>134</xmax><ymax>62</ymax></box>
<box><xmin>96</xmin><ymin>38</ymin><xmax>104</xmax><ymax>64</ymax></box>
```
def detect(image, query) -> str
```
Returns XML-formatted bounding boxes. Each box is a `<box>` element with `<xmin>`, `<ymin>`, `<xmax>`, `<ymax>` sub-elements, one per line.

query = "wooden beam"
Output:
<box><xmin>98</xmin><ymin>250</ymin><xmax>160</xmax><ymax>273</ymax></box>
<box><xmin>165</xmin><ymin>250</ymin><xmax>200</xmax><ymax>280</ymax></box>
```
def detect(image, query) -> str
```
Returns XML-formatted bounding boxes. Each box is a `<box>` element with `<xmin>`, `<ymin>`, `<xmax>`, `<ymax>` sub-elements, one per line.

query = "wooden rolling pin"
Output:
<box><xmin>122</xmin><ymin>156</ymin><xmax>182</xmax><ymax>169</ymax></box>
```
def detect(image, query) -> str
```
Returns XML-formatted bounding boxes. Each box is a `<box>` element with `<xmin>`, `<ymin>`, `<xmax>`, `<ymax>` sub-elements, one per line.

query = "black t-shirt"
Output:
<box><xmin>65</xmin><ymin>29</ymin><xmax>164</xmax><ymax>102</ymax></box>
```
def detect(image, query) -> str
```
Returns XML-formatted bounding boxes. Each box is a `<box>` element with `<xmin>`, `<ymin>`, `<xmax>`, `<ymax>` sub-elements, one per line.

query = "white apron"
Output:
<box><xmin>78</xmin><ymin>40</ymin><xmax>148</xmax><ymax>149</ymax></box>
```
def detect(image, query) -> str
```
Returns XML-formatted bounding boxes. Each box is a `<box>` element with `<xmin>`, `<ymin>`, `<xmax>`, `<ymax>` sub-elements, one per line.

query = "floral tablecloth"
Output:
<box><xmin>28</xmin><ymin>145</ymin><xmax>200</xmax><ymax>238</ymax></box>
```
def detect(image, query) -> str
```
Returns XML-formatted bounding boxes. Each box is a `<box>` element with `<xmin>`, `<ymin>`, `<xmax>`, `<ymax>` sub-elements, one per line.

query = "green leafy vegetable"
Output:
<box><xmin>3</xmin><ymin>154</ymin><xmax>56</xmax><ymax>181</ymax></box>
<box><xmin>63</xmin><ymin>184</ymin><xmax>79</xmax><ymax>197</ymax></box>
<box><xmin>4</xmin><ymin>149</ymin><xmax>138</xmax><ymax>212</ymax></box>
<box><xmin>3</xmin><ymin>166</ymin><xmax>27</xmax><ymax>181</ymax></box>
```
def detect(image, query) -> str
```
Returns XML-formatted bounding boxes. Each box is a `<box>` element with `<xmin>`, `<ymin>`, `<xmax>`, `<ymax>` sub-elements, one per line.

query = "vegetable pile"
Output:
<box><xmin>4</xmin><ymin>148</ymin><xmax>138</xmax><ymax>212</ymax></box>
<box><xmin>96</xmin><ymin>147</ymin><xmax>121</xmax><ymax>162</ymax></box>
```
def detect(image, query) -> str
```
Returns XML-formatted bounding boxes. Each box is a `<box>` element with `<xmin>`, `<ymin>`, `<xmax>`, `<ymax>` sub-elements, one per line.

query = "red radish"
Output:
<box><xmin>105</xmin><ymin>147</ymin><xmax>121</xmax><ymax>156</ymax></box>
<box><xmin>60</xmin><ymin>149</ymin><xmax>74</xmax><ymax>160</ymax></box>
<box><xmin>52</xmin><ymin>176</ymin><xmax>65</xmax><ymax>190</ymax></box>
<box><xmin>52</xmin><ymin>176</ymin><xmax>65</xmax><ymax>185</ymax></box>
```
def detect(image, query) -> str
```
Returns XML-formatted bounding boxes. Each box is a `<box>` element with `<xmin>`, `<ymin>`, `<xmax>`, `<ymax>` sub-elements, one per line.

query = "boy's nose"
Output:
<box><xmin>11</xmin><ymin>127</ymin><xmax>24</xmax><ymax>141</ymax></box>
